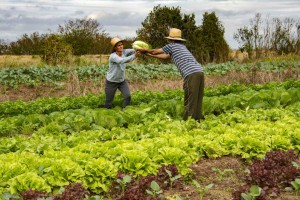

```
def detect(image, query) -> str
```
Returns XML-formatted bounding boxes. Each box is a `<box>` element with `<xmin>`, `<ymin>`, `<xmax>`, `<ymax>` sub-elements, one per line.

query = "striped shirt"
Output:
<box><xmin>162</xmin><ymin>43</ymin><xmax>203</xmax><ymax>78</ymax></box>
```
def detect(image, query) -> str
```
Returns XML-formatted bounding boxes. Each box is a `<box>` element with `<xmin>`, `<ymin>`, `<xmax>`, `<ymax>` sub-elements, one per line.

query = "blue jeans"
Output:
<box><xmin>104</xmin><ymin>79</ymin><xmax>131</xmax><ymax>108</ymax></box>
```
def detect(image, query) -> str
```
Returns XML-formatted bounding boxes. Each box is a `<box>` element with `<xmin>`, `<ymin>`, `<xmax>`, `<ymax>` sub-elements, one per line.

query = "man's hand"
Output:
<box><xmin>136</xmin><ymin>48</ymin><xmax>148</xmax><ymax>53</ymax></box>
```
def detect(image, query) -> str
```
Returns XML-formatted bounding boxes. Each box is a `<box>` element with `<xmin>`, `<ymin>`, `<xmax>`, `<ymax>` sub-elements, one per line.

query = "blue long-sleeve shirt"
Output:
<box><xmin>106</xmin><ymin>49</ymin><xmax>136</xmax><ymax>82</ymax></box>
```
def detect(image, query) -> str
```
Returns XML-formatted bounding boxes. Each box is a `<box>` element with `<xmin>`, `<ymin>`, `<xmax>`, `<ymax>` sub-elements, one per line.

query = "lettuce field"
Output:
<box><xmin>0</xmin><ymin>61</ymin><xmax>300</xmax><ymax>200</ymax></box>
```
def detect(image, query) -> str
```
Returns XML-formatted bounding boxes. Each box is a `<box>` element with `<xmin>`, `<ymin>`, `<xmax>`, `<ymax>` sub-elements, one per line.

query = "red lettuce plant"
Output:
<box><xmin>232</xmin><ymin>149</ymin><xmax>300</xmax><ymax>200</ymax></box>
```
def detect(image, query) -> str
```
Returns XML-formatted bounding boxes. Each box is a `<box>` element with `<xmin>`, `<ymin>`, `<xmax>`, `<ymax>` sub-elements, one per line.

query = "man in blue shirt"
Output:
<box><xmin>138</xmin><ymin>28</ymin><xmax>205</xmax><ymax>122</ymax></box>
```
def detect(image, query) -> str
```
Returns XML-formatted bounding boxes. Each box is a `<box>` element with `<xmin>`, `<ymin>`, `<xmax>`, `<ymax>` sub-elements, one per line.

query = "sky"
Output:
<box><xmin>0</xmin><ymin>0</ymin><xmax>299</xmax><ymax>49</ymax></box>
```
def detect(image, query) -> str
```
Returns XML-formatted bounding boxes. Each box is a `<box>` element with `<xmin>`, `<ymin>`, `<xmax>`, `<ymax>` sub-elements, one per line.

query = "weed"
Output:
<box><xmin>191</xmin><ymin>180</ymin><xmax>213</xmax><ymax>200</ymax></box>
<box><xmin>285</xmin><ymin>178</ymin><xmax>300</xmax><ymax>196</ymax></box>
<box><xmin>211</xmin><ymin>167</ymin><xmax>234</xmax><ymax>180</ymax></box>
<box><xmin>165</xmin><ymin>169</ymin><xmax>182</xmax><ymax>188</ymax></box>
<box><xmin>116</xmin><ymin>175</ymin><xmax>131</xmax><ymax>196</ymax></box>
<box><xmin>241</xmin><ymin>185</ymin><xmax>262</xmax><ymax>200</ymax></box>
<box><xmin>146</xmin><ymin>180</ymin><xmax>163</xmax><ymax>198</ymax></box>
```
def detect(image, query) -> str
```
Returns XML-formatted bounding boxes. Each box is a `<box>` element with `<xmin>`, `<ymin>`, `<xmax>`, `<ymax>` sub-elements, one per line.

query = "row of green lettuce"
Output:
<box><xmin>0</xmin><ymin>80</ymin><xmax>299</xmax><ymax>137</ymax></box>
<box><xmin>1</xmin><ymin>60</ymin><xmax>299</xmax><ymax>86</ymax></box>
<box><xmin>0</xmin><ymin>79</ymin><xmax>299</xmax><ymax>196</ymax></box>
<box><xmin>1</xmin><ymin>79</ymin><xmax>300</xmax><ymax>118</ymax></box>
<box><xmin>0</xmin><ymin>103</ymin><xmax>299</xmax><ymax>196</ymax></box>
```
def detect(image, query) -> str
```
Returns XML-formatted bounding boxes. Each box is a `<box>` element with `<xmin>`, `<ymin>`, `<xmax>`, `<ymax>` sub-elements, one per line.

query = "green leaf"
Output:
<box><xmin>150</xmin><ymin>181</ymin><xmax>160</xmax><ymax>191</ymax></box>
<box><xmin>249</xmin><ymin>185</ymin><xmax>261</xmax><ymax>196</ymax></box>
<box><xmin>241</xmin><ymin>193</ymin><xmax>252</xmax><ymax>200</ymax></box>
<box><xmin>123</xmin><ymin>175</ymin><xmax>131</xmax><ymax>183</ymax></box>
<box><xmin>205</xmin><ymin>183</ymin><xmax>214</xmax><ymax>190</ymax></box>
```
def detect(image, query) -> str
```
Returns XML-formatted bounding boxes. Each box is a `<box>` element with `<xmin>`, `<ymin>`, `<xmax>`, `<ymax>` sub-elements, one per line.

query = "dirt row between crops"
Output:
<box><xmin>1</xmin><ymin>70</ymin><xmax>297</xmax><ymax>102</ymax></box>
<box><xmin>162</xmin><ymin>156</ymin><xmax>298</xmax><ymax>200</ymax></box>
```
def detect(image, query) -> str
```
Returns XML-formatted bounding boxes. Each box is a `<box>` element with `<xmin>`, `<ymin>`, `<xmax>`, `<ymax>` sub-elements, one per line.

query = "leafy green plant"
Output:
<box><xmin>191</xmin><ymin>180</ymin><xmax>213</xmax><ymax>200</ymax></box>
<box><xmin>292</xmin><ymin>161</ymin><xmax>300</xmax><ymax>169</ymax></box>
<box><xmin>241</xmin><ymin>185</ymin><xmax>262</xmax><ymax>200</ymax></box>
<box><xmin>116</xmin><ymin>175</ymin><xmax>131</xmax><ymax>196</ymax></box>
<box><xmin>165</xmin><ymin>169</ymin><xmax>182</xmax><ymax>188</ymax></box>
<box><xmin>211</xmin><ymin>167</ymin><xmax>234</xmax><ymax>180</ymax></box>
<box><xmin>2</xmin><ymin>192</ymin><xmax>21</xmax><ymax>200</ymax></box>
<box><xmin>83</xmin><ymin>157</ymin><xmax>117</xmax><ymax>194</ymax></box>
<box><xmin>285</xmin><ymin>178</ymin><xmax>300</xmax><ymax>195</ymax></box>
<box><xmin>146</xmin><ymin>181</ymin><xmax>163</xmax><ymax>198</ymax></box>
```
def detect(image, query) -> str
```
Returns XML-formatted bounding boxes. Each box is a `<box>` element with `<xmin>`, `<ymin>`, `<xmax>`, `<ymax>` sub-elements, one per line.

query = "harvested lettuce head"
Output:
<box><xmin>132</xmin><ymin>41</ymin><xmax>151</xmax><ymax>50</ymax></box>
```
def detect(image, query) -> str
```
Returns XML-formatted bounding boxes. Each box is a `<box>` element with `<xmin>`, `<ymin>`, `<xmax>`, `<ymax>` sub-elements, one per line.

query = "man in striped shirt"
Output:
<box><xmin>138</xmin><ymin>28</ymin><xmax>205</xmax><ymax>122</ymax></box>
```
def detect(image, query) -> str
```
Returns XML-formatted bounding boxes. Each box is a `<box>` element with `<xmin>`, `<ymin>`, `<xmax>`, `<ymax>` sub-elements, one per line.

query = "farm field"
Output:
<box><xmin>0</xmin><ymin>58</ymin><xmax>300</xmax><ymax>200</ymax></box>
<box><xmin>1</xmin><ymin>57</ymin><xmax>299</xmax><ymax>101</ymax></box>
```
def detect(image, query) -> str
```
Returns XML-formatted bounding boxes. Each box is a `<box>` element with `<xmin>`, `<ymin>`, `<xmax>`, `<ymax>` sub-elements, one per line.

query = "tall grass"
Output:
<box><xmin>2</xmin><ymin>53</ymin><xmax>300</xmax><ymax>68</ymax></box>
<box><xmin>0</xmin><ymin>55</ymin><xmax>109</xmax><ymax>68</ymax></box>
<box><xmin>0</xmin><ymin>55</ymin><xmax>43</xmax><ymax>67</ymax></box>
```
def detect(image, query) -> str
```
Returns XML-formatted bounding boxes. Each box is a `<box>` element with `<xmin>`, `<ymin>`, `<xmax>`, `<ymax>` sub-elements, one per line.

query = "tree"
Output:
<box><xmin>181</xmin><ymin>13</ymin><xmax>202</xmax><ymax>61</ymax></box>
<box><xmin>199</xmin><ymin>12</ymin><xmax>229</xmax><ymax>63</ymax></box>
<box><xmin>136</xmin><ymin>5</ymin><xmax>185</xmax><ymax>50</ymax></box>
<box><xmin>58</xmin><ymin>17</ymin><xmax>108</xmax><ymax>55</ymax></box>
<box><xmin>296</xmin><ymin>23</ymin><xmax>300</xmax><ymax>54</ymax></box>
<box><xmin>234</xmin><ymin>13</ymin><xmax>266</xmax><ymax>59</ymax></box>
<box><xmin>9</xmin><ymin>32</ymin><xmax>45</xmax><ymax>55</ymax></box>
<box><xmin>271</xmin><ymin>17</ymin><xmax>296</xmax><ymax>55</ymax></box>
<box><xmin>136</xmin><ymin>5</ymin><xmax>202</xmax><ymax>63</ymax></box>
<box><xmin>234</xmin><ymin>13</ymin><xmax>299</xmax><ymax>58</ymax></box>
<box><xmin>234</xmin><ymin>26</ymin><xmax>254</xmax><ymax>58</ymax></box>
<box><xmin>136</xmin><ymin>5</ymin><xmax>229</xmax><ymax>64</ymax></box>
<box><xmin>90</xmin><ymin>33</ymin><xmax>111</xmax><ymax>55</ymax></box>
<box><xmin>0</xmin><ymin>39</ymin><xmax>9</xmax><ymax>55</ymax></box>
<box><xmin>10</xmin><ymin>34</ymin><xmax>33</xmax><ymax>55</ymax></box>
<box><xmin>41</xmin><ymin>34</ymin><xmax>73</xmax><ymax>66</ymax></box>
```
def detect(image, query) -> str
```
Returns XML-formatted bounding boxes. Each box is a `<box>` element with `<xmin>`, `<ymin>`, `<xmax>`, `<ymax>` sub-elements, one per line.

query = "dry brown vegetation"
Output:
<box><xmin>0</xmin><ymin>54</ymin><xmax>109</xmax><ymax>67</ymax></box>
<box><xmin>1</xmin><ymin>50</ymin><xmax>299</xmax><ymax>68</ymax></box>
<box><xmin>0</xmin><ymin>55</ymin><xmax>42</xmax><ymax>67</ymax></box>
<box><xmin>0</xmin><ymin>50</ymin><xmax>255</xmax><ymax>68</ymax></box>
<box><xmin>0</xmin><ymin>68</ymin><xmax>298</xmax><ymax>102</ymax></box>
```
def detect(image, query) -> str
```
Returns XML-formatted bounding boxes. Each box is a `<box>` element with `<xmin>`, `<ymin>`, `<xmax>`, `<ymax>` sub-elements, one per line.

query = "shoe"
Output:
<box><xmin>100</xmin><ymin>105</ymin><xmax>111</xmax><ymax>109</ymax></box>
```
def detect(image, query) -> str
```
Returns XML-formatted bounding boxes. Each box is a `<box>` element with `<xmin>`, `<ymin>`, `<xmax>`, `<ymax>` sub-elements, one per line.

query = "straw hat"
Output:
<box><xmin>165</xmin><ymin>28</ymin><xmax>186</xmax><ymax>41</ymax></box>
<box><xmin>111</xmin><ymin>37</ymin><xmax>123</xmax><ymax>47</ymax></box>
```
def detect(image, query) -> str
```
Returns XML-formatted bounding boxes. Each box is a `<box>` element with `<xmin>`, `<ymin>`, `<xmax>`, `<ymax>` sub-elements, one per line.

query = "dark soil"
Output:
<box><xmin>162</xmin><ymin>156</ymin><xmax>298</xmax><ymax>200</ymax></box>
<box><xmin>0</xmin><ymin>79</ymin><xmax>184</xmax><ymax>102</ymax></box>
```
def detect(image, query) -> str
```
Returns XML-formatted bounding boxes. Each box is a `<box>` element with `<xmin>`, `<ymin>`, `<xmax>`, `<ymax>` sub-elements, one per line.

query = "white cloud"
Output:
<box><xmin>0</xmin><ymin>0</ymin><xmax>299</xmax><ymax>49</ymax></box>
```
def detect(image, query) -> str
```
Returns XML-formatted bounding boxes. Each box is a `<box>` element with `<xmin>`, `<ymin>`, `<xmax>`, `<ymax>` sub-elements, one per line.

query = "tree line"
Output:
<box><xmin>234</xmin><ymin>13</ymin><xmax>300</xmax><ymax>59</ymax></box>
<box><xmin>0</xmin><ymin>5</ymin><xmax>299</xmax><ymax>65</ymax></box>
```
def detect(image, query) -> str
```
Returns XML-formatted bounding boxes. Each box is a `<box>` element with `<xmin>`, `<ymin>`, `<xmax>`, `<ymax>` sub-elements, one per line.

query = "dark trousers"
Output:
<box><xmin>183</xmin><ymin>72</ymin><xmax>205</xmax><ymax>122</ymax></box>
<box><xmin>104</xmin><ymin>79</ymin><xmax>131</xmax><ymax>108</ymax></box>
